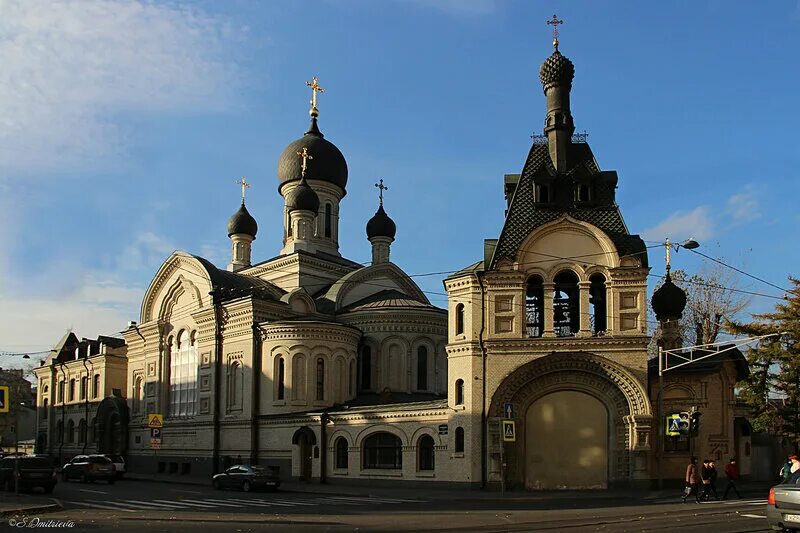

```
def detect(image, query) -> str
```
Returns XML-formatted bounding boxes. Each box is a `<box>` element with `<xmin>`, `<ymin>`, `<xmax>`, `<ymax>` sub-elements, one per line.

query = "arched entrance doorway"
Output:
<box><xmin>96</xmin><ymin>396</ymin><xmax>129</xmax><ymax>455</ymax></box>
<box><xmin>525</xmin><ymin>390</ymin><xmax>608</xmax><ymax>489</ymax></box>
<box><xmin>292</xmin><ymin>427</ymin><xmax>316</xmax><ymax>482</ymax></box>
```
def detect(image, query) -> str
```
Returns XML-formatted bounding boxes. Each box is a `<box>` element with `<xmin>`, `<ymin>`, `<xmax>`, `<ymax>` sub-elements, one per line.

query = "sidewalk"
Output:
<box><xmin>0</xmin><ymin>493</ymin><xmax>62</xmax><ymax>517</ymax></box>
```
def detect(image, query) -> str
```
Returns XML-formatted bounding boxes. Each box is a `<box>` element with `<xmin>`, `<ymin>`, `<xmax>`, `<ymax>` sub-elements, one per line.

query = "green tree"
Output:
<box><xmin>730</xmin><ymin>277</ymin><xmax>800</xmax><ymax>442</ymax></box>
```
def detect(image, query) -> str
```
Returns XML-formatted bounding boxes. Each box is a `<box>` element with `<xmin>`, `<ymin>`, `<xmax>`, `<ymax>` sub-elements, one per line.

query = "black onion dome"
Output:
<box><xmin>277</xmin><ymin>118</ymin><xmax>348</xmax><ymax>193</ymax></box>
<box><xmin>651</xmin><ymin>272</ymin><xmax>687</xmax><ymax>322</ymax></box>
<box><xmin>539</xmin><ymin>50</ymin><xmax>575</xmax><ymax>91</ymax></box>
<box><xmin>227</xmin><ymin>203</ymin><xmax>258</xmax><ymax>238</ymax></box>
<box><xmin>285</xmin><ymin>177</ymin><xmax>320</xmax><ymax>213</ymax></box>
<box><xmin>366</xmin><ymin>204</ymin><xmax>396</xmax><ymax>240</ymax></box>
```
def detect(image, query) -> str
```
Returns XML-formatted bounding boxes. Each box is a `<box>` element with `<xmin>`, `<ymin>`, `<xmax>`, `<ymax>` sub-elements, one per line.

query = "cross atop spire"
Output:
<box><xmin>375</xmin><ymin>179</ymin><xmax>388</xmax><ymax>206</ymax></box>
<box><xmin>297</xmin><ymin>147</ymin><xmax>313</xmax><ymax>177</ymax></box>
<box><xmin>546</xmin><ymin>14</ymin><xmax>564</xmax><ymax>51</ymax></box>
<box><xmin>235</xmin><ymin>177</ymin><xmax>250</xmax><ymax>204</ymax></box>
<box><xmin>305</xmin><ymin>76</ymin><xmax>325</xmax><ymax>117</ymax></box>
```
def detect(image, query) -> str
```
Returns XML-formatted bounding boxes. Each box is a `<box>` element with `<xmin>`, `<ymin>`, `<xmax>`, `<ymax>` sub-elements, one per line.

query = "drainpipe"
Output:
<box><xmin>250</xmin><ymin>322</ymin><xmax>261</xmax><ymax>466</ymax></box>
<box><xmin>319</xmin><ymin>410</ymin><xmax>330</xmax><ymax>484</ymax></box>
<box><xmin>210</xmin><ymin>289</ymin><xmax>223</xmax><ymax>475</ymax></box>
<box><xmin>58</xmin><ymin>362</ymin><xmax>66</xmax><ymax>468</ymax></box>
<box><xmin>81</xmin><ymin>357</ymin><xmax>91</xmax><ymax>454</ymax></box>
<box><xmin>477</xmin><ymin>271</ymin><xmax>487</xmax><ymax>489</ymax></box>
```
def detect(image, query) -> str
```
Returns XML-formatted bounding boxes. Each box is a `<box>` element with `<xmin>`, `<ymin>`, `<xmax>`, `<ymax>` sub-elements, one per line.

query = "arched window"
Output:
<box><xmin>169</xmin><ymin>330</ymin><xmax>199</xmax><ymax>417</ymax></box>
<box><xmin>58</xmin><ymin>380</ymin><xmax>64</xmax><ymax>403</ymax></box>
<box><xmin>589</xmin><ymin>273</ymin><xmax>607</xmax><ymax>335</ymax></box>
<box><xmin>56</xmin><ymin>421</ymin><xmax>63</xmax><ymax>444</ymax></box>
<box><xmin>315</xmin><ymin>358</ymin><xmax>325</xmax><ymax>401</ymax></box>
<box><xmin>363</xmin><ymin>432</ymin><xmax>402</xmax><ymax>470</ymax></box>
<box><xmin>416</xmin><ymin>346</ymin><xmax>428</xmax><ymax>391</ymax></box>
<box><xmin>42</xmin><ymin>398</ymin><xmax>49</xmax><ymax>420</ymax></box>
<box><xmin>359</xmin><ymin>346</ymin><xmax>371</xmax><ymax>391</ymax></box>
<box><xmin>78</xmin><ymin>419</ymin><xmax>86</xmax><ymax>444</ymax></box>
<box><xmin>417</xmin><ymin>435</ymin><xmax>435</xmax><ymax>471</ymax></box>
<box><xmin>229</xmin><ymin>362</ymin><xmax>243</xmax><ymax>409</ymax></box>
<box><xmin>277</xmin><ymin>357</ymin><xmax>285</xmax><ymax>401</ymax></box>
<box><xmin>324</xmin><ymin>203</ymin><xmax>332</xmax><ymax>238</ymax></box>
<box><xmin>554</xmin><ymin>271</ymin><xmax>580</xmax><ymax>337</ymax></box>
<box><xmin>93</xmin><ymin>374</ymin><xmax>101</xmax><ymax>398</ymax></box>
<box><xmin>292</xmin><ymin>355</ymin><xmax>306</xmax><ymax>401</ymax></box>
<box><xmin>334</xmin><ymin>437</ymin><xmax>349</xmax><ymax>469</ymax></box>
<box><xmin>66</xmin><ymin>420</ymin><xmax>75</xmax><ymax>443</ymax></box>
<box><xmin>88</xmin><ymin>417</ymin><xmax>96</xmax><ymax>444</ymax></box>
<box><xmin>455</xmin><ymin>304</ymin><xmax>465</xmax><ymax>335</ymax></box>
<box><xmin>455</xmin><ymin>427</ymin><xmax>465</xmax><ymax>453</ymax></box>
<box><xmin>455</xmin><ymin>379</ymin><xmax>464</xmax><ymax>406</ymax></box>
<box><xmin>526</xmin><ymin>275</ymin><xmax>544</xmax><ymax>338</ymax></box>
<box><xmin>80</xmin><ymin>376</ymin><xmax>87</xmax><ymax>400</ymax></box>
<box><xmin>576</xmin><ymin>183</ymin><xmax>591</xmax><ymax>202</ymax></box>
<box><xmin>535</xmin><ymin>183</ymin><xmax>550</xmax><ymax>203</ymax></box>
<box><xmin>134</xmin><ymin>376</ymin><xmax>143</xmax><ymax>414</ymax></box>
<box><xmin>349</xmin><ymin>360</ymin><xmax>355</xmax><ymax>397</ymax></box>
<box><xmin>69</xmin><ymin>378</ymin><xmax>76</xmax><ymax>402</ymax></box>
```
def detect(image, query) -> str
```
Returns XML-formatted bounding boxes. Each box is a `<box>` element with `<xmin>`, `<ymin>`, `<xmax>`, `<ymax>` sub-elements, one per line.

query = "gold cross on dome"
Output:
<box><xmin>306</xmin><ymin>76</ymin><xmax>325</xmax><ymax>117</ymax></box>
<box><xmin>375</xmin><ymin>179</ymin><xmax>388</xmax><ymax>205</ymax></box>
<box><xmin>236</xmin><ymin>177</ymin><xmax>250</xmax><ymax>203</ymax></box>
<box><xmin>297</xmin><ymin>147</ymin><xmax>313</xmax><ymax>177</ymax></box>
<box><xmin>546</xmin><ymin>14</ymin><xmax>564</xmax><ymax>50</ymax></box>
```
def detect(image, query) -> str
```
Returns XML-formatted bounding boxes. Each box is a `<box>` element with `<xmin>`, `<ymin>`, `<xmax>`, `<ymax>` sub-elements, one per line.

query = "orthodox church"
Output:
<box><xmin>35</xmin><ymin>26</ymin><xmax>752</xmax><ymax>489</ymax></box>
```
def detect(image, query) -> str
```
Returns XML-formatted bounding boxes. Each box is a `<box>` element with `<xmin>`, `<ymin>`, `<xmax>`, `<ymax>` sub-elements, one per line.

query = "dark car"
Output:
<box><xmin>212</xmin><ymin>465</ymin><xmax>280</xmax><ymax>492</ymax></box>
<box><xmin>0</xmin><ymin>455</ymin><xmax>57</xmax><ymax>493</ymax></box>
<box><xmin>62</xmin><ymin>455</ymin><xmax>115</xmax><ymax>484</ymax></box>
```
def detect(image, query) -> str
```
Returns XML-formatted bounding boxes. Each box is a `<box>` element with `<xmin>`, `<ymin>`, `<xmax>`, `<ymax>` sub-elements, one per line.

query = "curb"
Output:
<box><xmin>0</xmin><ymin>499</ymin><xmax>63</xmax><ymax>517</ymax></box>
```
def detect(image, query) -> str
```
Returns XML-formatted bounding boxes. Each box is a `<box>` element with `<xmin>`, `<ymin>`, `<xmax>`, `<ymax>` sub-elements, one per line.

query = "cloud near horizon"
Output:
<box><xmin>0</xmin><ymin>0</ymin><xmax>243</xmax><ymax>175</ymax></box>
<box><xmin>641</xmin><ymin>205</ymin><xmax>715</xmax><ymax>242</ymax></box>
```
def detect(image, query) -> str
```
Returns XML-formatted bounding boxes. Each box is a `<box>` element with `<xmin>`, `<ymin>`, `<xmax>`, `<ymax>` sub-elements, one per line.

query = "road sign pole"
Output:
<box><xmin>499</xmin><ymin>421</ymin><xmax>504</xmax><ymax>497</ymax></box>
<box><xmin>658</xmin><ymin>346</ymin><xmax>664</xmax><ymax>490</ymax></box>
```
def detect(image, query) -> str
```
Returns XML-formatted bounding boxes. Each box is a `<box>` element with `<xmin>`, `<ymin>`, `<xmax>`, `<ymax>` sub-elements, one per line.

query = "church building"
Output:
<box><xmin>34</xmin><ymin>23</ymin><xmax>752</xmax><ymax>489</ymax></box>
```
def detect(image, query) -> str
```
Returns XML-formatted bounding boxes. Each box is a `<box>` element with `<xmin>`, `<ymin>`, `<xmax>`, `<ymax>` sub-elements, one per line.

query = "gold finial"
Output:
<box><xmin>375</xmin><ymin>179</ymin><xmax>388</xmax><ymax>206</ymax></box>
<box><xmin>546</xmin><ymin>14</ymin><xmax>564</xmax><ymax>51</ymax></box>
<box><xmin>664</xmin><ymin>238</ymin><xmax>672</xmax><ymax>274</ymax></box>
<box><xmin>297</xmin><ymin>147</ymin><xmax>313</xmax><ymax>177</ymax></box>
<box><xmin>236</xmin><ymin>176</ymin><xmax>250</xmax><ymax>203</ymax></box>
<box><xmin>305</xmin><ymin>76</ymin><xmax>325</xmax><ymax>117</ymax></box>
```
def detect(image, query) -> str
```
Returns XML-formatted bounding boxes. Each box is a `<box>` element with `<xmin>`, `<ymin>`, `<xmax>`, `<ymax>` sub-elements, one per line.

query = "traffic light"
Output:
<box><xmin>678</xmin><ymin>412</ymin><xmax>690</xmax><ymax>435</ymax></box>
<box><xmin>690</xmin><ymin>411</ymin><xmax>702</xmax><ymax>436</ymax></box>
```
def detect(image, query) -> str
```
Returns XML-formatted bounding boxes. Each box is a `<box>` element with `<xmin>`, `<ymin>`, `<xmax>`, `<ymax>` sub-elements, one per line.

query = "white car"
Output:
<box><xmin>105</xmin><ymin>454</ymin><xmax>126</xmax><ymax>478</ymax></box>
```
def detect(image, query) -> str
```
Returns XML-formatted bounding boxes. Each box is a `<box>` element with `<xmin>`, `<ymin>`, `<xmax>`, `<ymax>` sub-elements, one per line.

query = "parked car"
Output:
<box><xmin>62</xmin><ymin>455</ymin><xmax>115</xmax><ymax>484</ymax></box>
<box><xmin>105</xmin><ymin>454</ymin><xmax>126</xmax><ymax>478</ymax></box>
<box><xmin>767</xmin><ymin>480</ymin><xmax>800</xmax><ymax>531</ymax></box>
<box><xmin>212</xmin><ymin>465</ymin><xmax>280</xmax><ymax>492</ymax></box>
<box><xmin>0</xmin><ymin>455</ymin><xmax>57</xmax><ymax>493</ymax></box>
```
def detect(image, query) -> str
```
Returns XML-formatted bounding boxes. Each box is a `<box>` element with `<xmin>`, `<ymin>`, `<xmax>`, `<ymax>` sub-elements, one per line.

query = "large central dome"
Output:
<box><xmin>277</xmin><ymin>118</ymin><xmax>348</xmax><ymax>193</ymax></box>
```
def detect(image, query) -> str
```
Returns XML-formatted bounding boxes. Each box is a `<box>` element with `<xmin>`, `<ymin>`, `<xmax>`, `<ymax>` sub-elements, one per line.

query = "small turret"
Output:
<box><xmin>366</xmin><ymin>179</ymin><xmax>396</xmax><ymax>265</ymax></box>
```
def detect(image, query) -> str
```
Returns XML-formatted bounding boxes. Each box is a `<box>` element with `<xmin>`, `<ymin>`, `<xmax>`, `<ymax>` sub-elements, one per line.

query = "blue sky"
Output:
<box><xmin>1</xmin><ymin>0</ymin><xmax>798</xmax><ymax>368</ymax></box>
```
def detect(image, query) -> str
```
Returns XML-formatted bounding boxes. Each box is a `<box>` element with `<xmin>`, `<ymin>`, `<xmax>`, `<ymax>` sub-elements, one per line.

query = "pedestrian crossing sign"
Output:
<box><xmin>502</xmin><ymin>420</ymin><xmax>516</xmax><ymax>442</ymax></box>
<box><xmin>0</xmin><ymin>386</ymin><xmax>7</xmax><ymax>413</ymax></box>
<box><xmin>148</xmin><ymin>414</ymin><xmax>163</xmax><ymax>428</ymax></box>
<box><xmin>666</xmin><ymin>414</ymin><xmax>681</xmax><ymax>437</ymax></box>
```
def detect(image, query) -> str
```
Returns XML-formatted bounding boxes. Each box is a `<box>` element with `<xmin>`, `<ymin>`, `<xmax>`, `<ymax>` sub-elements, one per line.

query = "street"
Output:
<box><xmin>2</xmin><ymin>479</ymin><xmax>775</xmax><ymax>532</ymax></box>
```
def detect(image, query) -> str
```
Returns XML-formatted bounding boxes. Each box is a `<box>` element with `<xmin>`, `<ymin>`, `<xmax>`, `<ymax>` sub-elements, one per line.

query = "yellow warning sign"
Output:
<box><xmin>147</xmin><ymin>413</ymin><xmax>163</xmax><ymax>428</ymax></box>
<box><xmin>0</xmin><ymin>386</ymin><xmax>8</xmax><ymax>413</ymax></box>
<box><xmin>502</xmin><ymin>420</ymin><xmax>516</xmax><ymax>442</ymax></box>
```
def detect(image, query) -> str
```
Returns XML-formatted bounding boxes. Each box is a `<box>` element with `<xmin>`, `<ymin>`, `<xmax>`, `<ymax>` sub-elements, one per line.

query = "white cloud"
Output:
<box><xmin>0</xmin><ymin>0</ymin><xmax>243</xmax><ymax>173</ymax></box>
<box><xmin>641</xmin><ymin>206</ymin><xmax>714</xmax><ymax>242</ymax></box>
<box><xmin>397</xmin><ymin>0</ymin><xmax>498</xmax><ymax>16</ymax></box>
<box><xmin>119</xmin><ymin>231</ymin><xmax>176</xmax><ymax>272</ymax></box>
<box><xmin>726</xmin><ymin>190</ymin><xmax>760</xmax><ymax>223</ymax></box>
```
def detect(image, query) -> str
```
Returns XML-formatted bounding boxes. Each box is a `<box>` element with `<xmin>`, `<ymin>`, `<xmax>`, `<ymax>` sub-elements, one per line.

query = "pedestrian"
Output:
<box><xmin>699</xmin><ymin>459</ymin><xmax>712</xmax><ymax>501</ymax></box>
<box><xmin>682</xmin><ymin>456</ymin><xmax>701</xmax><ymax>503</ymax></box>
<box><xmin>722</xmin><ymin>457</ymin><xmax>742</xmax><ymax>499</ymax></box>
<box><xmin>787</xmin><ymin>456</ymin><xmax>800</xmax><ymax>484</ymax></box>
<box><xmin>780</xmin><ymin>455</ymin><xmax>793</xmax><ymax>482</ymax></box>
<box><xmin>706</xmin><ymin>460</ymin><xmax>719</xmax><ymax>500</ymax></box>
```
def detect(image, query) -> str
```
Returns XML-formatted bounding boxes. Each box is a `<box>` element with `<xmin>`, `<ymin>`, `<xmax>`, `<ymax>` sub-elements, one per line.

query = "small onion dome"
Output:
<box><xmin>651</xmin><ymin>272</ymin><xmax>687</xmax><ymax>322</ymax></box>
<box><xmin>366</xmin><ymin>204</ymin><xmax>396</xmax><ymax>240</ymax></box>
<box><xmin>227</xmin><ymin>202</ymin><xmax>258</xmax><ymax>238</ymax></box>
<box><xmin>285</xmin><ymin>176</ymin><xmax>320</xmax><ymax>213</ymax></box>
<box><xmin>277</xmin><ymin>117</ymin><xmax>348</xmax><ymax>193</ymax></box>
<box><xmin>539</xmin><ymin>50</ymin><xmax>575</xmax><ymax>91</ymax></box>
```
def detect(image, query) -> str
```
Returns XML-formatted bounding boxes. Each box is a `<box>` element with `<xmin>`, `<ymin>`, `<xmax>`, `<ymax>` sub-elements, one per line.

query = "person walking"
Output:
<box><xmin>706</xmin><ymin>460</ymin><xmax>719</xmax><ymax>500</ymax></box>
<box><xmin>699</xmin><ymin>459</ymin><xmax>712</xmax><ymax>501</ymax></box>
<box><xmin>682</xmin><ymin>457</ymin><xmax>701</xmax><ymax>503</ymax></box>
<box><xmin>723</xmin><ymin>457</ymin><xmax>742</xmax><ymax>499</ymax></box>
<box><xmin>780</xmin><ymin>456</ymin><xmax>793</xmax><ymax>482</ymax></box>
<box><xmin>787</xmin><ymin>455</ymin><xmax>800</xmax><ymax>484</ymax></box>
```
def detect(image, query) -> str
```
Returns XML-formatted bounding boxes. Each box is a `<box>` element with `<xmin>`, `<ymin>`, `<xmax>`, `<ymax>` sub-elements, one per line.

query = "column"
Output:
<box><xmin>543</xmin><ymin>282</ymin><xmax>555</xmax><ymax>337</ymax></box>
<box><xmin>578</xmin><ymin>281</ymin><xmax>591</xmax><ymax>336</ymax></box>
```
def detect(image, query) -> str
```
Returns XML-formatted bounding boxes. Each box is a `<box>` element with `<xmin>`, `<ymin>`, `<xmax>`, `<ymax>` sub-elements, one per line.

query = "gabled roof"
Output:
<box><xmin>192</xmin><ymin>255</ymin><xmax>285</xmax><ymax>300</ymax></box>
<box><xmin>491</xmin><ymin>142</ymin><xmax>648</xmax><ymax>269</ymax></box>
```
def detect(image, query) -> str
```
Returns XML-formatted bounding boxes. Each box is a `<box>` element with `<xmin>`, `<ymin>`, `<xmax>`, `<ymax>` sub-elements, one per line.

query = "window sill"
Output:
<box><xmin>273</xmin><ymin>401</ymin><xmax>287</xmax><ymax>407</ymax></box>
<box><xmin>451</xmin><ymin>453</ymin><xmax>465</xmax><ymax>459</ymax></box>
<box><xmin>416</xmin><ymin>471</ymin><xmax>435</xmax><ymax>478</ymax></box>
<box><xmin>332</xmin><ymin>469</ymin><xmax>348</xmax><ymax>476</ymax></box>
<box><xmin>360</xmin><ymin>469</ymin><xmax>403</xmax><ymax>477</ymax></box>
<box><xmin>453</xmin><ymin>404</ymin><xmax>465</xmax><ymax>411</ymax></box>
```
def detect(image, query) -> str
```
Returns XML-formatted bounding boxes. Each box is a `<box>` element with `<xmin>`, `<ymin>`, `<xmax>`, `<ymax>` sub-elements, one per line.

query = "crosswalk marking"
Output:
<box><xmin>64</xmin><ymin>500</ymin><xmax>135</xmax><ymax>512</ymax></box>
<box><xmin>151</xmin><ymin>499</ymin><xmax>216</xmax><ymax>509</ymax></box>
<box><xmin>124</xmin><ymin>499</ymin><xmax>183</xmax><ymax>509</ymax></box>
<box><xmin>181</xmin><ymin>498</ymin><xmax>244</xmax><ymax>508</ymax></box>
<box><xmin>323</xmin><ymin>495</ymin><xmax>424</xmax><ymax>504</ymax></box>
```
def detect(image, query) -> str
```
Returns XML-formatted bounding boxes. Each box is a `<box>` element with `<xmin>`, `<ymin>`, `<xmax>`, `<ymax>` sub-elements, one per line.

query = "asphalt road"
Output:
<box><xmin>3</xmin><ymin>479</ymin><xmax>775</xmax><ymax>532</ymax></box>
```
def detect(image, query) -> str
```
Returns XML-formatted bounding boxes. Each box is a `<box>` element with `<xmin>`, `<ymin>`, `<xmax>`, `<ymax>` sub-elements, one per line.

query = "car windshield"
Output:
<box><xmin>20</xmin><ymin>458</ymin><xmax>52</xmax><ymax>468</ymax></box>
<box><xmin>89</xmin><ymin>456</ymin><xmax>112</xmax><ymax>464</ymax></box>
<box><xmin>107</xmin><ymin>455</ymin><xmax>124</xmax><ymax>462</ymax></box>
